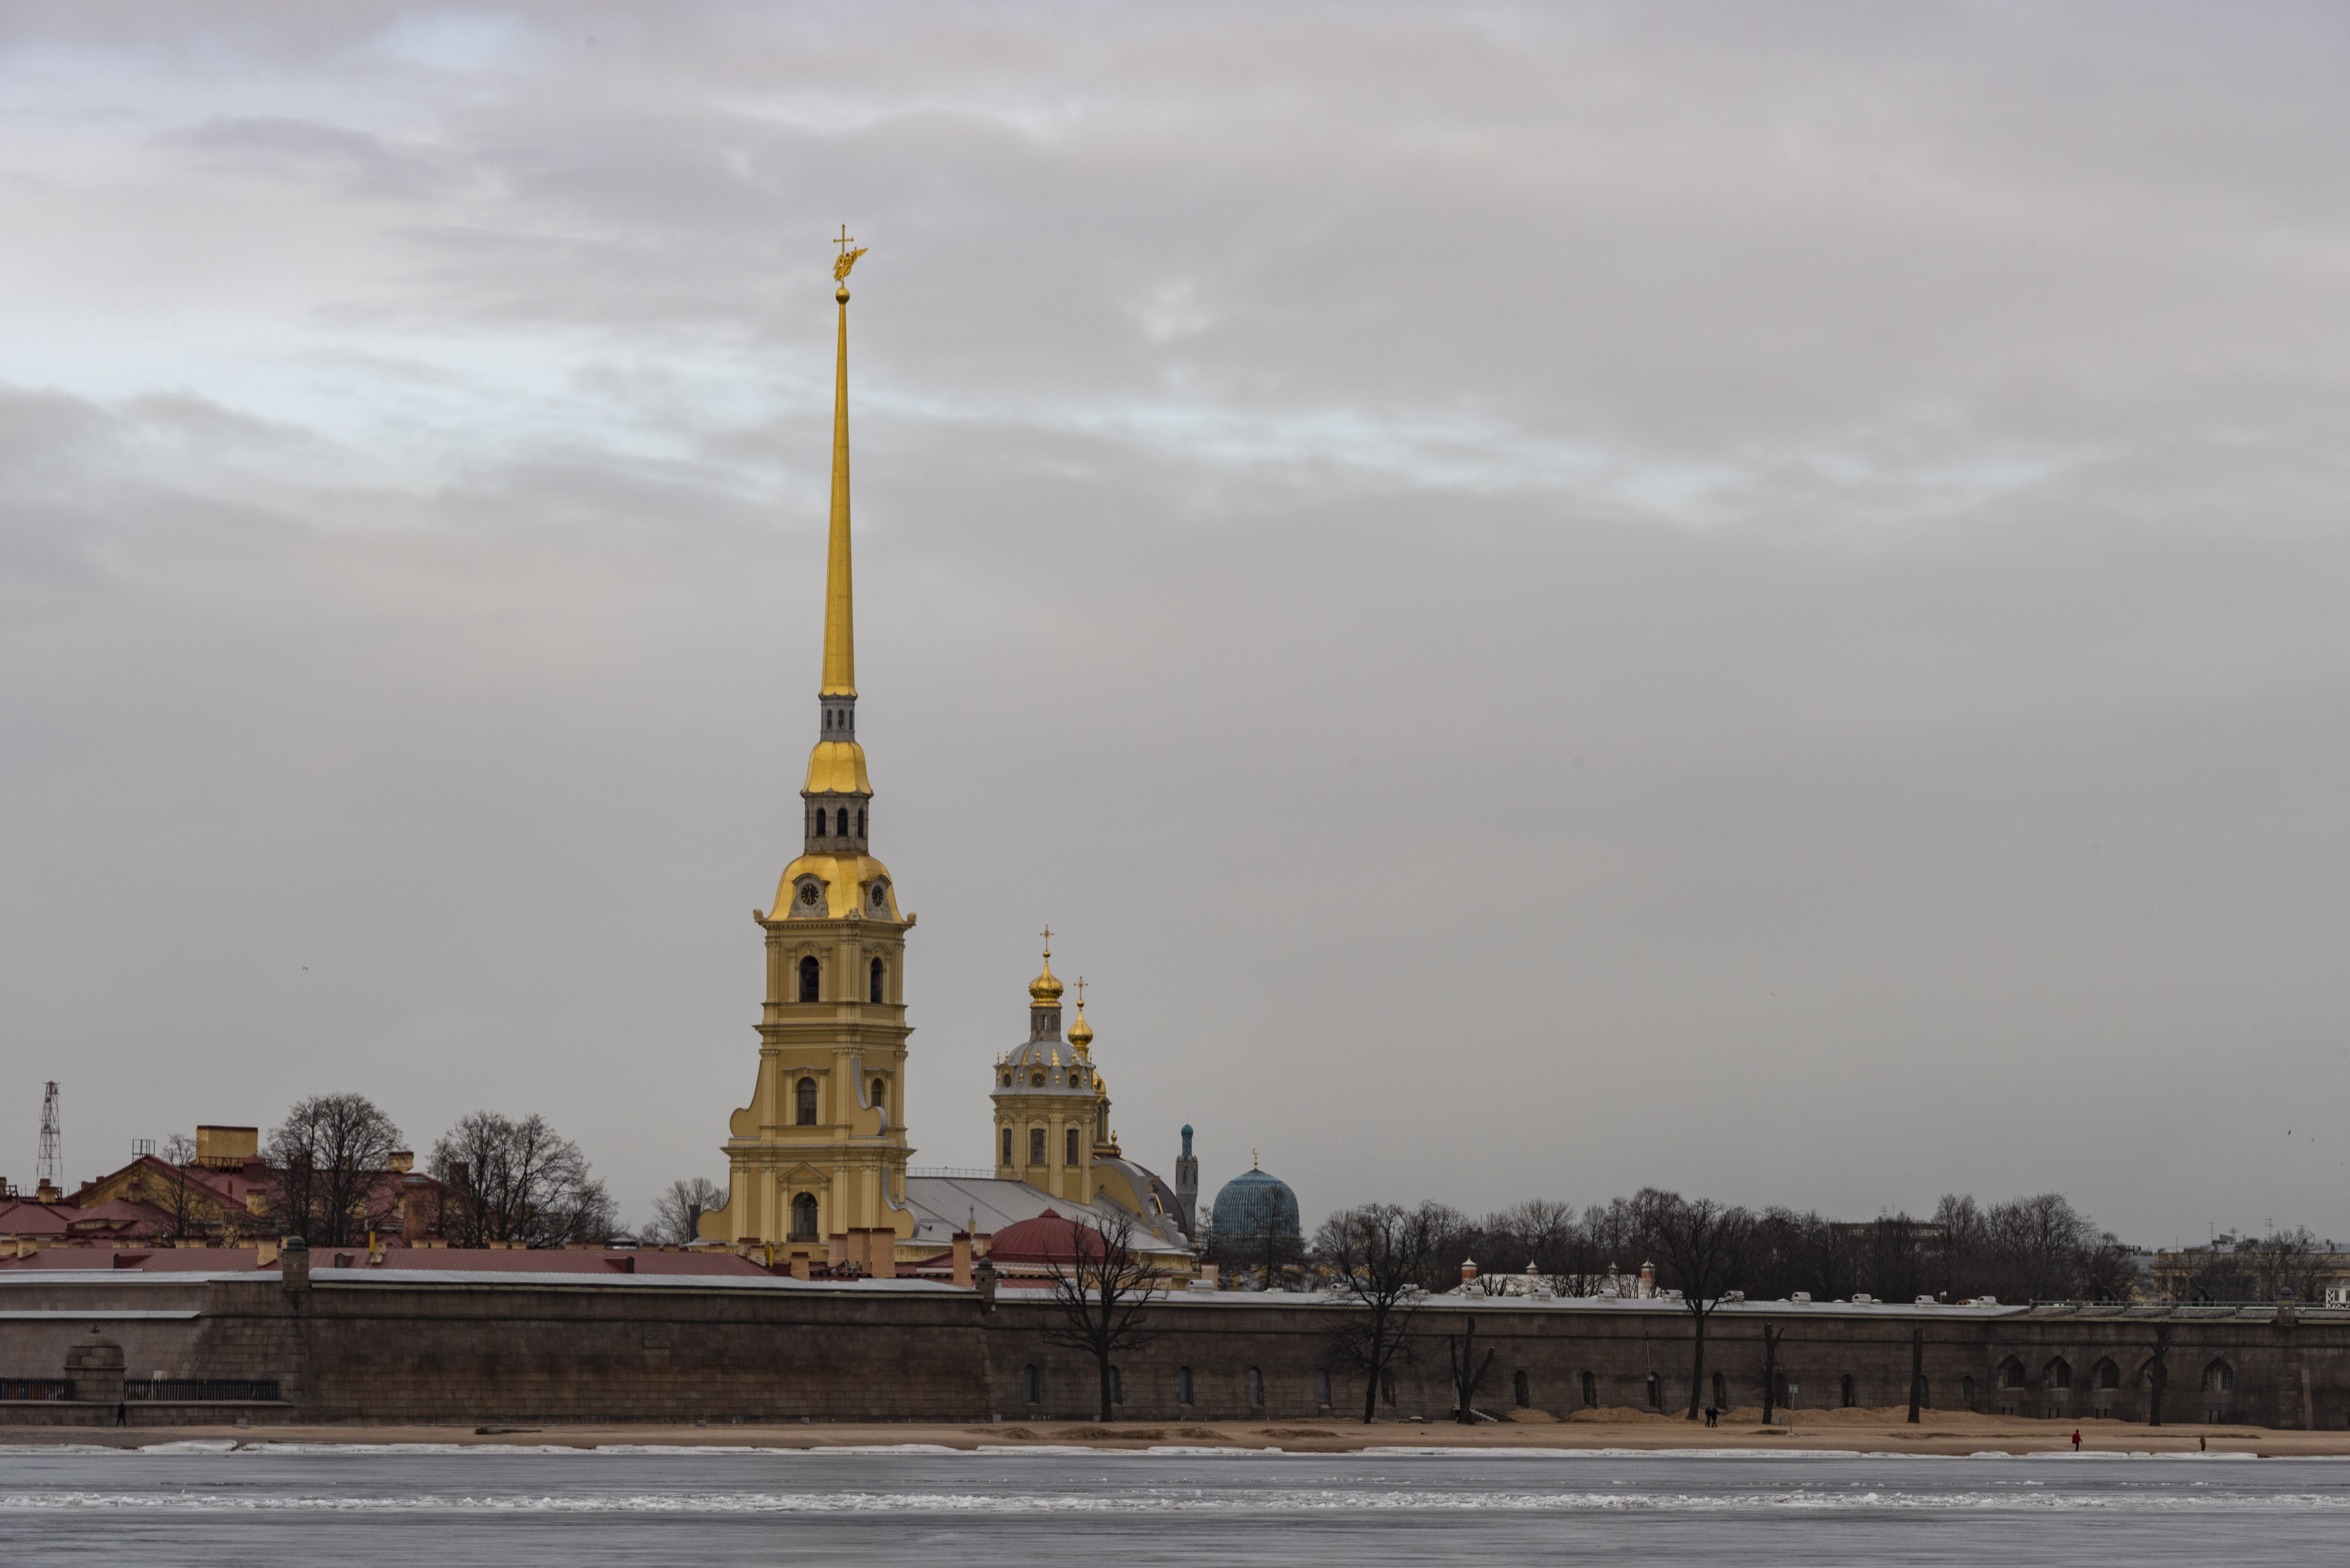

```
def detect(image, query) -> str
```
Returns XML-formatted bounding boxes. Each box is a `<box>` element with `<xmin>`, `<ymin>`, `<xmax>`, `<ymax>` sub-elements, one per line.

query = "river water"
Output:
<box><xmin>0</xmin><ymin>1443</ymin><xmax>2342</xmax><ymax>1565</ymax></box>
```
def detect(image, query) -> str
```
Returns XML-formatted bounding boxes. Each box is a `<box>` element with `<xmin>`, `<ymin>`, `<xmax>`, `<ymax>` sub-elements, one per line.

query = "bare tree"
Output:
<box><xmin>650</xmin><ymin>1178</ymin><xmax>727</xmax><ymax>1246</ymax></box>
<box><xmin>1038</xmin><ymin>1210</ymin><xmax>1164</xmax><ymax>1421</ymax></box>
<box><xmin>2141</xmin><ymin>1325</ymin><xmax>2173</xmax><ymax>1427</ymax></box>
<box><xmin>1635</xmin><ymin>1188</ymin><xmax>1755</xmax><ymax>1421</ymax></box>
<box><xmin>267</xmin><ymin>1093</ymin><xmax>403</xmax><ymax>1248</ymax></box>
<box><xmin>155</xmin><ymin>1133</ymin><xmax>209</xmax><ymax>1243</ymax></box>
<box><xmin>2244</xmin><ymin>1227</ymin><xmax>2325</xmax><ymax>1302</ymax></box>
<box><xmin>1317</xmin><ymin>1201</ymin><xmax>1446</xmax><ymax>1422</ymax></box>
<box><xmin>1758</xmin><ymin>1323</ymin><xmax>1786</xmax><ymax>1423</ymax></box>
<box><xmin>1445</xmin><ymin>1314</ymin><xmax>1499</xmax><ymax>1423</ymax></box>
<box><xmin>430</xmin><ymin>1111</ymin><xmax>614</xmax><ymax>1248</ymax></box>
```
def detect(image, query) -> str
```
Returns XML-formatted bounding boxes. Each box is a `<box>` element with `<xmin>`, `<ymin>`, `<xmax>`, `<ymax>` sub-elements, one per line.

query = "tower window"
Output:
<box><xmin>795</xmin><ymin>1077</ymin><xmax>817</xmax><ymax>1126</ymax></box>
<box><xmin>857</xmin><ymin>808</ymin><xmax>865</xmax><ymax>837</ymax></box>
<box><xmin>869</xmin><ymin>958</ymin><xmax>884</xmax><ymax>1003</ymax></box>
<box><xmin>1029</xmin><ymin>1127</ymin><xmax>1045</xmax><ymax>1165</ymax></box>
<box><xmin>799</xmin><ymin>956</ymin><xmax>819</xmax><ymax>1002</ymax></box>
<box><xmin>1066</xmin><ymin>1127</ymin><xmax>1080</xmax><ymax>1166</ymax></box>
<box><xmin>1001</xmin><ymin>1127</ymin><xmax>1012</xmax><ymax>1165</ymax></box>
<box><xmin>871</xmin><ymin>1076</ymin><xmax>886</xmax><ymax>1108</ymax></box>
<box><xmin>1030</xmin><ymin>1071</ymin><xmax>1045</xmax><ymax>1088</ymax></box>
<box><xmin>824</xmin><ymin>710</ymin><xmax>832</xmax><ymax>729</ymax></box>
<box><xmin>790</xmin><ymin>1192</ymin><xmax>818</xmax><ymax>1240</ymax></box>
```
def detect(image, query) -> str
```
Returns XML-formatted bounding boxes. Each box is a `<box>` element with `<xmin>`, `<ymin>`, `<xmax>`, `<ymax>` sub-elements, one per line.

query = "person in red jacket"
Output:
<box><xmin>2071</xmin><ymin>1429</ymin><xmax>2082</xmax><ymax>1452</ymax></box>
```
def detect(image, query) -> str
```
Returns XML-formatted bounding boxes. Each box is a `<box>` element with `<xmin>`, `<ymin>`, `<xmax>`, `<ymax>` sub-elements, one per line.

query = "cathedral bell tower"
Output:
<box><xmin>701</xmin><ymin>236</ymin><xmax>917</xmax><ymax>1254</ymax></box>
<box><xmin>990</xmin><ymin>941</ymin><xmax>1112</xmax><ymax>1206</ymax></box>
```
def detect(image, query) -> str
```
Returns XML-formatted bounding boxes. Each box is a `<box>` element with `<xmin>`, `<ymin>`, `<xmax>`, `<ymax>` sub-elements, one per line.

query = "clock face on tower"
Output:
<box><xmin>799</xmin><ymin>884</ymin><xmax>821</xmax><ymax>907</ymax></box>
<box><xmin>870</xmin><ymin>883</ymin><xmax>887</xmax><ymax>909</ymax></box>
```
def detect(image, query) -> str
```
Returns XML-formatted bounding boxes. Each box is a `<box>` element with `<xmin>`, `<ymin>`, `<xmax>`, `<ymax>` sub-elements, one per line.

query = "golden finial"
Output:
<box><xmin>1252</xmin><ymin>1148</ymin><xmax>1261</xmax><ymax>1170</ymax></box>
<box><xmin>1028</xmin><ymin>928</ymin><xmax>1064</xmax><ymax>1004</ymax></box>
<box><xmin>1068</xmin><ymin>976</ymin><xmax>1094</xmax><ymax>1054</ymax></box>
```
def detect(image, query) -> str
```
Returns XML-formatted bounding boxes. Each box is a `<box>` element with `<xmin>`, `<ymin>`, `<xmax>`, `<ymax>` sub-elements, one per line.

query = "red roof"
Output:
<box><xmin>987</xmin><ymin>1208</ymin><xmax>1108</xmax><ymax>1266</ymax></box>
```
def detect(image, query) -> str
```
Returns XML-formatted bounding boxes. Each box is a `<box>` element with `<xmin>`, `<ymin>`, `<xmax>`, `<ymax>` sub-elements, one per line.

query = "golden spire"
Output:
<box><xmin>821</xmin><ymin>226</ymin><xmax>865</xmax><ymax>698</ymax></box>
<box><xmin>1068</xmin><ymin>977</ymin><xmax>1094</xmax><ymax>1054</ymax></box>
<box><xmin>1028</xmin><ymin>926</ymin><xmax>1064</xmax><ymax>1004</ymax></box>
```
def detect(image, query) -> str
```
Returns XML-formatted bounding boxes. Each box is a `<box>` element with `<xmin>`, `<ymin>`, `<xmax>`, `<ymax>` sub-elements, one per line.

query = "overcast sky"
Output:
<box><xmin>4</xmin><ymin>3</ymin><xmax>2348</xmax><ymax>1248</ymax></box>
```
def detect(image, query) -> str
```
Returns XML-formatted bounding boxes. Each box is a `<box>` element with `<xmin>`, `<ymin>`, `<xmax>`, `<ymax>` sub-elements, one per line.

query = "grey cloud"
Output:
<box><xmin>2</xmin><ymin>4</ymin><xmax>2349</xmax><ymax>1246</ymax></box>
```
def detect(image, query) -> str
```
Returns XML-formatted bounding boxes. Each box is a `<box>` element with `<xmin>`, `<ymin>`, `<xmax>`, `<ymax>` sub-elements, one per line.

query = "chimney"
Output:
<box><xmin>1639</xmin><ymin>1261</ymin><xmax>1656</xmax><ymax>1298</ymax></box>
<box><xmin>827</xmin><ymin>1233</ymin><xmax>847</xmax><ymax>1270</ymax></box>
<box><xmin>1461</xmin><ymin>1256</ymin><xmax>1479</xmax><ymax>1284</ymax></box>
<box><xmin>1202</xmin><ymin>1263</ymin><xmax>1221</xmax><ymax>1291</ymax></box>
<box><xmin>867</xmin><ymin>1229</ymin><xmax>895</xmax><ymax>1281</ymax></box>
<box><xmin>788</xmin><ymin>1253</ymin><xmax>812</xmax><ymax>1281</ymax></box>
<box><xmin>280</xmin><ymin>1235</ymin><xmax>309</xmax><ymax>1291</ymax></box>
<box><xmin>972</xmin><ymin>1231</ymin><xmax>992</xmax><ymax>1258</ymax></box>
<box><xmin>952</xmin><ymin>1232</ymin><xmax>973</xmax><ymax>1288</ymax></box>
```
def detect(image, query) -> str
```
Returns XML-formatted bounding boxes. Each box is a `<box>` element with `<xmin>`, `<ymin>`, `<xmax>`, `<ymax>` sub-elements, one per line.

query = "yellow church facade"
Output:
<box><xmin>699</xmin><ymin>242</ymin><xmax>1190</xmax><ymax>1271</ymax></box>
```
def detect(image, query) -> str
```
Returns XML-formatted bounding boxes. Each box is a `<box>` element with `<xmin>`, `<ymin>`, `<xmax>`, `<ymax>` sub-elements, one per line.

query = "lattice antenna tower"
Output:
<box><xmin>35</xmin><ymin>1081</ymin><xmax>60</xmax><ymax>1187</ymax></box>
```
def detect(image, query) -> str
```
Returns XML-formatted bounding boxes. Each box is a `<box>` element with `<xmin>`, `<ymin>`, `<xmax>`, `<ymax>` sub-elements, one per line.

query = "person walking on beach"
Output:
<box><xmin>1704</xmin><ymin>1406</ymin><xmax>1718</xmax><ymax>1428</ymax></box>
<box><xmin>2071</xmin><ymin>1429</ymin><xmax>2081</xmax><ymax>1452</ymax></box>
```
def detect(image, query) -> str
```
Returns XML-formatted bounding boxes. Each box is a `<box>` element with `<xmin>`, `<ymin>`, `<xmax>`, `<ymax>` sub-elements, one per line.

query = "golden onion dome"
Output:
<box><xmin>1068</xmin><ymin>999</ymin><xmax>1094</xmax><ymax>1053</ymax></box>
<box><xmin>1028</xmin><ymin>945</ymin><xmax>1064</xmax><ymax>1004</ymax></box>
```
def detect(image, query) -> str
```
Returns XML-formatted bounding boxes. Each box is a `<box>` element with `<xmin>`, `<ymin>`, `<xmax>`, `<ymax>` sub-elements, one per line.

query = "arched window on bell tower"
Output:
<box><xmin>869</xmin><ymin>957</ymin><xmax>884</xmax><ymax>1003</ymax></box>
<box><xmin>799</xmin><ymin>956</ymin><xmax>819</xmax><ymax>1002</ymax></box>
<box><xmin>1000</xmin><ymin>1126</ymin><xmax>1012</xmax><ymax>1166</ymax></box>
<box><xmin>1066</xmin><ymin>1127</ymin><xmax>1080</xmax><ymax>1166</ymax></box>
<box><xmin>795</xmin><ymin>1077</ymin><xmax>817</xmax><ymax>1126</ymax></box>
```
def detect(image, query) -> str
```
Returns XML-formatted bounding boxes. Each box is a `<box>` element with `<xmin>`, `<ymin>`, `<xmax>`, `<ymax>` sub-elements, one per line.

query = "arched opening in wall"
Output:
<box><xmin>1997</xmin><ymin>1357</ymin><xmax>2026</xmax><ymax>1391</ymax></box>
<box><xmin>870</xmin><ymin>958</ymin><xmax>884</xmax><ymax>1004</ymax></box>
<box><xmin>1581</xmin><ymin>1371</ymin><xmax>1597</xmax><ymax>1408</ymax></box>
<box><xmin>2046</xmin><ymin>1357</ymin><xmax>2073</xmax><ymax>1390</ymax></box>
<box><xmin>836</xmin><ymin>808</ymin><xmax>850</xmax><ymax>836</ymax></box>
<box><xmin>1023</xmin><ymin>1365</ymin><xmax>1040</xmax><ymax>1405</ymax></box>
<box><xmin>857</xmin><ymin>808</ymin><xmax>865</xmax><ymax>837</ymax></box>
<box><xmin>789</xmin><ymin>1192</ymin><xmax>818</xmax><ymax>1241</ymax></box>
<box><xmin>1000</xmin><ymin>1073</ymin><xmax>1012</xmax><ymax>1089</ymax></box>
<box><xmin>799</xmin><ymin>956</ymin><xmax>820</xmax><ymax>1003</ymax></box>
<box><xmin>1380</xmin><ymin>1371</ymin><xmax>1397</xmax><ymax>1407</ymax></box>
<box><xmin>2094</xmin><ymin>1357</ymin><xmax>2121</xmax><ymax>1391</ymax></box>
<box><xmin>871</xmin><ymin>1077</ymin><xmax>886</xmax><ymax>1110</ymax></box>
<box><xmin>1646</xmin><ymin>1372</ymin><xmax>1661</xmax><ymax>1410</ymax></box>
<box><xmin>1029</xmin><ymin>1127</ymin><xmax>1045</xmax><ymax>1166</ymax></box>
<box><xmin>1247</xmin><ymin>1367</ymin><xmax>1263</xmax><ymax>1407</ymax></box>
<box><xmin>1839</xmin><ymin>1374</ymin><xmax>1855</xmax><ymax>1408</ymax></box>
<box><xmin>2202</xmin><ymin>1359</ymin><xmax>2234</xmax><ymax>1393</ymax></box>
<box><xmin>1066</xmin><ymin>1127</ymin><xmax>1080</xmax><ymax>1166</ymax></box>
<box><xmin>1108</xmin><ymin>1366</ymin><xmax>1122</xmax><ymax>1406</ymax></box>
<box><xmin>795</xmin><ymin>1078</ymin><xmax>818</xmax><ymax>1126</ymax></box>
<box><xmin>1513</xmin><ymin>1370</ymin><xmax>1530</xmax><ymax>1408</ymax></box>
<box><xmin>1000</xmin><ymin>1127</ymin><xmax>1012</xmax><ymax>1166</ymax></box>
<box><xmin>1315</xmin><ymin>1369</ymin><xmax>1331</xmax><ymax>1408</ymax></box>
<box><xmin>1962</xmin><ymin>1375</ymin><xmax>1976</xmax><ymax>1410</ymax></box>
<box><xmin>1711</xmin><ymin>1371</ymin><xmax>1726</xmax><ymax>1411</ymax></box>
<box><xmin>1177</xmin><ymin>1366</ymin><xmax>1194</xmax><ymax>1406</ymax></box>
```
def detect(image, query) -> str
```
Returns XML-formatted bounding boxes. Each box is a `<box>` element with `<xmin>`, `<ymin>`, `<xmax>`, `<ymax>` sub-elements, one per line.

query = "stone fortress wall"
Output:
<box><xmin>0</xmin><ymin>1267</ymin><xmax>2338</xmax><ymax>1429</ymax></box>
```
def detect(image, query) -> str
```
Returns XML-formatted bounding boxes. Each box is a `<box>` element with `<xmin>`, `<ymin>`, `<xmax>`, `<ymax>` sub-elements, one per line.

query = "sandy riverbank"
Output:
<box><xmin>7</xmin><ymin>1408</ymin><xmax>2345</xmax><ymax>1457</ymax></box>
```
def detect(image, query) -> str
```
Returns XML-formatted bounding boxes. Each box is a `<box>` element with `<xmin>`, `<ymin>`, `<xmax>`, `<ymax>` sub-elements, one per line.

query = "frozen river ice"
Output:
<box><xmin>0</xmin><ymin>1442</ymin><xmax>2342</xmax><ymax>1565</ymax></box>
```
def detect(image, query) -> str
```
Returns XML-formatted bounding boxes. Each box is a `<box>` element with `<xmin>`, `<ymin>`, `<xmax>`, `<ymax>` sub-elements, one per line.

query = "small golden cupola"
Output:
<box><xmin>1068</xmin><ymin>976</ymin><xmax>1094</xmax><ymax>1056</ymax></box>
